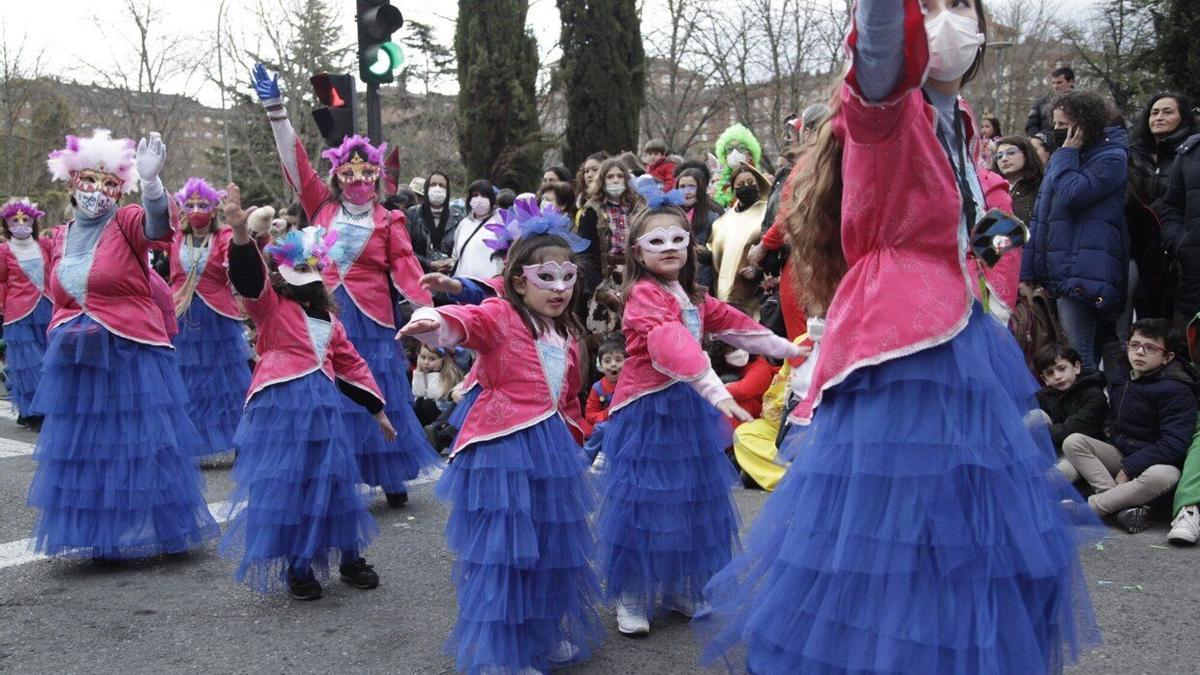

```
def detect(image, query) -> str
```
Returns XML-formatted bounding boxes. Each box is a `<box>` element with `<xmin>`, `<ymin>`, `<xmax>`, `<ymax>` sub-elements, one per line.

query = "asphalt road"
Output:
<box><xmin>0</xmin><ymin>410</ymin><xmax>1197</xmax><ymax>674</ymax></box>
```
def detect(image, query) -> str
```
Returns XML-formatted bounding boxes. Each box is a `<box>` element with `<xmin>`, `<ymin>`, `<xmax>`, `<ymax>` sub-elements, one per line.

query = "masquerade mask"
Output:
<box><xmin>265</xmin><ymin>226</ymin><xmax>341</xmax><ymax>286</ymax></box>
<box><xmin>522</xmin><ymin>261</ymin><xmax>578</xmax><ymax>292</ymax></box>
<box><xmin>72</xmin><ymin>169</ymin><xmax>124</xmax><ymax>200</ymax></box>
<box><xmin>183</xmin><ymin>194</ymin><xmax>214</xmax><ymax>213</ymax></box>
<box><xmin>636</xmin><ymin>226</ymin><xmax>690</xmax><ymax>254</ymax></box>
<box><xmin>334</xmin><ymin>156</ymin><xmax>381</xmax><ymax>185</ymax></box>
<box><xmin>6</xmin><ymin>211</ymin><xmax>33</xmax><ymax>228</ymax></box>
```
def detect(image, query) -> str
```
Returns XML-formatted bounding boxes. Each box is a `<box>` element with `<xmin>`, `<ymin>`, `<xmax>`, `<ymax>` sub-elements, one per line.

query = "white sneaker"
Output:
<box><xmin>546</xmin><ymin>640</ymin><xmax>579</xmax><ymax>664</ymax></box>
<box><xmin>616</xmin><ymin>596</ymin><xmax>650</xmax><ymax>636</ymax></box>
<box><xmin>591</xmin><ymin>452</ymin><xmax>607</xmax><ymax>473</ymax></box>
<box><xmin>1168</xmin><ymin>505</ymin><xmax>1200</xmax><ymax>546</ymax></box>
<box><xmin>661</xmin><ymin>594</ymin><xmax>711</xmax><ymax>618</ymax></box>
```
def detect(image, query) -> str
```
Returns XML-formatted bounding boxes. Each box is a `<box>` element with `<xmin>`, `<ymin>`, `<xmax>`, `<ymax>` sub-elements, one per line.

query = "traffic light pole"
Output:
<box><xmin>366</xmin><ymin>81</ymin><xmax>382</xmax><ymax>145</ymax></box>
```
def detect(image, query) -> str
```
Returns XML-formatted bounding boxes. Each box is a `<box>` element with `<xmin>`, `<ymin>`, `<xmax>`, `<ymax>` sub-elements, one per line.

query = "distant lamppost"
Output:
<box><xmin>989</xmin><ymin>41</ymin><xmax>1014</xmax><ymax>127</ymax></box>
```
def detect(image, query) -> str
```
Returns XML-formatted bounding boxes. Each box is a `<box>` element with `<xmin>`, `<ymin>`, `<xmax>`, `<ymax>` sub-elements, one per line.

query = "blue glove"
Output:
<box><xmin>251</xmin><ymin>63</ymin><xmax>281</xmax><ymax>102</ymax></box>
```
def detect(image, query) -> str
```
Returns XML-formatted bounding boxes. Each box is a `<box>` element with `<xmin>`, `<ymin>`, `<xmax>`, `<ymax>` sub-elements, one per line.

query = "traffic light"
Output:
<box><xmin>310</xmin><ymin>73</ymin><xmax>357</xmax><ymax>147</ymax></box>
<box><xmin>356</xmin><ymin>0</ymin><xmax>405</xmax><ymax>84</ymax></box>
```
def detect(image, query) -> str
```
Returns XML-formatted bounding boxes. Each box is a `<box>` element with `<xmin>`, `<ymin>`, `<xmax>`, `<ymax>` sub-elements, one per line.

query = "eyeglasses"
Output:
<box><xmin>1125</xmin><ymin>340</ymin><xmax>1167</xmax><ymax>356</ymax></box>
<box><xmin>992</xmin><ymin>148</ymin><xmax>1022</xmax><ymax>162</ymax></box>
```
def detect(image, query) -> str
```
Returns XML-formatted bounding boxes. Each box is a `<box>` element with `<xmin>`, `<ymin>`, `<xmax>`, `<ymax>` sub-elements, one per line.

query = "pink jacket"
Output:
<box><xmin>292</xmin><ymin>139</ymin><xmax>431</xmax><ymax>326</ymax></box>
<box><xmin>48</xmin><ymin>206</ymin><xmax>178</xmax><ymax>347</ymax></box>
<box><xmin>238</xmin><ymin>250</ymin><xmax>382</xmax><ymax>403</ymax></box>
<box><xmin>791</xmin><ymin>0</ymin><xmax>1016</xmax><ymax>424</ymax></box>
<box><xmin>0</xmin><ymin>239</ymin><xmax>52</xmax><ymax>325</ymax></box>
<box><xmin>426</xmin><ymin>298</ymin><xmax>585</xmax><ymax>457</ymax></box>
<box><xmin>164</xmin><ymin>227</ymin><xmax>242</xmax><ymax>319</ymax></box>
<box><xmin>610</xmin><ymin>279</ymin><xmax>777</xmax><ymax>412</ymax></box>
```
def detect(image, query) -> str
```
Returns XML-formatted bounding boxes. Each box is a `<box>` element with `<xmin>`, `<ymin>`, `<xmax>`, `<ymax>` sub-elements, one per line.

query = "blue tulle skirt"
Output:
<box><xmin>4</xmin><ymin>297</ymin><xmax>51</xmax><ymax>416</ymax></box>
<box><xmin>597</xmin><ymin>382</ymin><xmax>740</xmax><ymax>611</ymax></box>
<box><xmin>447</xmin><ymin>383</ymin><xmax>480</xmax><ymax>431</ymax></box>
<box><xmin>335</xmin><ymin>287</ymin><xmax>441</xmax><ymax>492</ymax></box>
<box><xmin>174</xmin><ymin>298</ymin><xmax>251</xmax><ymax>456</ymax></box>
<box><xmin>220</xmin><ymin>371</ymin><xmax>378</xmax><ymax>592</ymax></box>
<box><xmin>697</xmin><ymin>305</ymin><xmax>1102</xmax><ymax>674</ymax></box>
<box><xmin>27</xmin><ymin>315</ymin><xmax>219</xmax><ymax>558</ymax></box>
<box><xmin>435</xmin><ymin>416</ymin><xmax>604</xmax><ymax>674</ymax></box>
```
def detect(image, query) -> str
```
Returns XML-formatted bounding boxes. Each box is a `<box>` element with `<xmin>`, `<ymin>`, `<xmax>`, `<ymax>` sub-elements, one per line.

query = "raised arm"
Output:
<box><xmin>252</xmin><ymin>64</ymin><xmax>331</xmax><ymax>216</ymax></box>
<box><xmin>135</xmin><ymin>132</ymin><xmax>173</xmax><ymax>240</ymax></box>
<box><xmin>853</xmin><ymin>0</ymin><xmax>908</xmax><ymax>103</ymax></box>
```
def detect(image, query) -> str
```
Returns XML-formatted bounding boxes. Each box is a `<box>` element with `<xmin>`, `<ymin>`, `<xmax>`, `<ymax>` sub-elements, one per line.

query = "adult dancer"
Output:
<box><xmin>0</xmin><ymin>198</ymin><xmax>53</xmax><ymax>429</ymax></box>
<box><xmin>252</xmin><ymin>64</ymin><xmax>440</xmax><ymax>506</ymax></box>
<box><xmin>29</xmin><ymin>129</ymin><xmax>218</xmax><ymax>559</ymax></box>
<box><xmin>698</xmin><ymin>1</ymin><xmax>1099</xmax><ymax>673</ymax></box>
<box><xmin>166</xmin><ymin>177</ymin><xmax>252</xmax><ymax>457</ymax></box>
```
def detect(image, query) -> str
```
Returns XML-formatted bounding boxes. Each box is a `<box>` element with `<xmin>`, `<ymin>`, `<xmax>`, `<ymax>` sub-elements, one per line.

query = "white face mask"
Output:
<box><xmin>605</xmin><ymin>182</ymin><xmax>625</xmax><ymax>198</ymax></box>
<box><xmin>469</xmin><ymin>196</ymin><xmax>491</xmax><ymax>217</ymax></box>
<box><xmin>427</xmin><ymin>186</ymin><xmax>447</xmax><ymax>206</ymax></box>
<box><xmin>725</xmin><ymin>349</ymin><xmax>750</xmax><ymax>368</ymax></box>
<box><xmin>74</xmin><ymin>190</ymin><xmax>116</xmax><ymax>219</ymax></box>
<box><xmin>726</xmin><ymin>149</ymin><xmax>747</xmax><ymax>168</ymax></box>
<box><xmin>540</xmin><ymin>199</ymin><xmax>555</xmax><ymax>211</ymax></box>
<box><xmin>925</xmin><ymin>11</ymin><xmax>984</xmax><ymax>82</ymax></box>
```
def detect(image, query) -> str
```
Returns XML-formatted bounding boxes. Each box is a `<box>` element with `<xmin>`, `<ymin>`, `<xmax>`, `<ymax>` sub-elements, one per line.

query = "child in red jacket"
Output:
<box><xmin>586</xmin><ymin>334</ymin><xmax>626</xmax><ymax>430</ymax></box>
<box><xmin>642</xmin><ymin>139</ymin><xmax>676</xmax><ymax>190</ymax></box>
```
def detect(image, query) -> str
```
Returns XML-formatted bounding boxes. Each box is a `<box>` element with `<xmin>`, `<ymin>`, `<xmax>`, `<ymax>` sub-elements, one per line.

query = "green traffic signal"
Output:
<box><xmin>363</xmin><ymin>41</ymin><xmax>404</xmax><ymax>81</ymax></box>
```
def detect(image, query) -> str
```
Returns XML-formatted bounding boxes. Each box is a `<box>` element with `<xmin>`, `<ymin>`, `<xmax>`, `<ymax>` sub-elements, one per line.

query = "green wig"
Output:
<box><xmin>712</xmin><ymin>123</ymin><xmax>763</xmax><ymax>207</ymax></box>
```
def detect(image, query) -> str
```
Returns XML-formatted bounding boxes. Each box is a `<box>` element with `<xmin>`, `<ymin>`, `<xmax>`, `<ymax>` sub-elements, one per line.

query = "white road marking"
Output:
<box><xmin>0</xmin><ymin>437</ymin><xmax>35</xmax><ymax>459</ymax></box>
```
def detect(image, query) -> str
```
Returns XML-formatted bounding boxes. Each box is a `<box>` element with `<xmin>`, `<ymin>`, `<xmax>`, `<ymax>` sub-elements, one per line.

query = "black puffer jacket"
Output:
<box><xmin>1036</xmin><ymin>370</ymin><xmax>1109</xmax><ymax>450</ymax></box>
<box><xmin>1104</xmin><ymin>359</ymin><xmax>1200</xmax><ymax>477</ymax></box>
<box><xmin>1162</xmin><ymin>133</ymin><xmax>1200</xmax><ymax>317</ymax></box>
<box><xmin>1008</xmin><ymin>176</ymin><xmax>1040</xmax><ymax>228</ymax></box>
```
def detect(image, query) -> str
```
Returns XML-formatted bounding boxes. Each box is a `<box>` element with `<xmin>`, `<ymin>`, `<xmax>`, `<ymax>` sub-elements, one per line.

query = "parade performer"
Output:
<box><xmin>29</xmin><ymin>129</ymin><xmax>219</xmax><ymax>559</ymax></box>
<box><xmin>712</xmin><ymin>123</ymin><xmax>763</xmax><ymax>208</ymax></box>
<box><xmin>165</xmin><ymin>177</ymin><xmax>251</xmax><ymax>457</ymax></box>
<box><xmin>252</xmin><ymin>64</ymin><xmax>440</xmax><ymax>507</ymax></box>
<box><xmin>0</xmin><ymin>198</ymin><xmax>53</xmax><ymax>429</ymax></box>
<box><xmin>697</xmin><ymin>1</ymin><xmax>1100</xmax><ymax>672</ymax></box>
<box><xmin>596</xmin><ymin>184</ymin><xmax>802</xmax><ymax>636</ymax></box>
<box><xmin>398</xmin><ymin>211</ymin><xmax>602</xmax><ymax>674</ymax></box>
<box><xmin>220</xmin><ymin>193</ymin><xmax>393</xmax><ymax>600</ymax></box>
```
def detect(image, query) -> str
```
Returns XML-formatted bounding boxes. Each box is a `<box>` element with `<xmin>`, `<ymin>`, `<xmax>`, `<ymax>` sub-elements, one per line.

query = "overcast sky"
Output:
<box><xmin>3</xmin><ymin>0</ymin><xmax>1102</xmax><ymax>108</ymax></box>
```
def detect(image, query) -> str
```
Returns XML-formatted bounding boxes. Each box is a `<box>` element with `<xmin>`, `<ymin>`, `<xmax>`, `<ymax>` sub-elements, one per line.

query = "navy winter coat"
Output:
<box><xmin>1022</xmin><ymin>125</ymin><xmax>1130</xmax><ymax>318</ymax></box>
<box><xmin>1105</xmin><ymin>360</ymin><xmax>1199</xmax><ymax>478</ymax></box>
<box><xmin>1036</xmin><ymin>370</ymin><xmax>1109</xmax><ymax>450</ymax></box>
<box><xmin>1161</xmin><ymin>134</ymin><xmax>1200</xmax><ymax>318</ymax></box>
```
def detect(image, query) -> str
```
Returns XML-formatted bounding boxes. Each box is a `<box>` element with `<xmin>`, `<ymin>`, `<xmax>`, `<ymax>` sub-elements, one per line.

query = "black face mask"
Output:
<box><xmin>1053</xmin><ymin>128</ymin><xmax>1070</xmax><ymax>148</ymax></box>
<box><xmin>289</xmin><ymin>281</ymin><xmax>327</xmax><ymax>306</ymax></box>
<box><xmin>735</xmin><ymin>185</ymin><xmax>760</xmax><ymax>206</ymax></box>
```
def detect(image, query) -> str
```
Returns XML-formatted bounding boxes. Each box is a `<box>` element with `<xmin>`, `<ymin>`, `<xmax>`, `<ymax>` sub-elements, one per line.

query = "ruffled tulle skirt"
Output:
<box><xmin>4</xmin><ymin>297</ymin><xmax>51</xmax><ymax>416</ymax></box>
<box><xmin>27</xmin><ymin>315</ymin><xmax>219</xmax><ymax>558</ymax></box>
<box><xmin>220</xmin><ymin>371</ymin><xmax>378</xmax><ymax>592</ymax></box>
<box><xmin>697</xmin><ymin>305</ymin><xmax>1102</xmax><ymax>674</ymax></box>
<box><xmin>335</xmin><ymin>287</ymin><xmax>441</xmax><ymax>492</ymax></box>
<box><xmin>174</xmin><ymin>298</ymin><xmax>251</xmax><ymax>456</ymax></box>
<box><xmin>435</xmin><ymin>416</ymin><xmax>603</xmax><ymax>674</ymax></box>
<box><xmin>597</xmin><ymin>382</ymin><xmax>739</xmax><ymax>610</ymax></box>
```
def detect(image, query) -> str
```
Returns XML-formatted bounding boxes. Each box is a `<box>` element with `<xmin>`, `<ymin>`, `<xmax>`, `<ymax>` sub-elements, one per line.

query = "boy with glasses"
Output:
<box><xmin>1060</xmin><ymin>319</ymin><xmax>1199</xmax><ymax>532</ymax></box>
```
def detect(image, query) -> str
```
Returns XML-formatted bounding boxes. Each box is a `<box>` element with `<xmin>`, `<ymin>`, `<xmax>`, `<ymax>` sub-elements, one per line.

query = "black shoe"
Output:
<box><xmin>385</xmin><ymin>492</ymin><xmax>408</xmax><ymax>507</ymax></box>
<box><xmin>339</xmin><ymin>557</ymin><xmax>379</xmax><ymax>589</ymax></box>
<box><xmin>27</xmin><ymin>416</ymin><xmax>42</xmax><ymax>432</ymax></box>
<box><xmin>1115</xmin><ymin>505</ymin><xmax>1151</xmax><ymax>534</ymax></box>
<box><xmin>287</xmin><ymin>571</ymin><xmax>323</xmax><ymax>601</ymax></box>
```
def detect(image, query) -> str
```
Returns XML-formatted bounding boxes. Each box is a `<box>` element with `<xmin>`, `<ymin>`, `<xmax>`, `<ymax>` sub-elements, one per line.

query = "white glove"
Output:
<box><xmin>136</xmin><ymin>132</ymin><xmax>166</xmax><ymax>200</ymax></box>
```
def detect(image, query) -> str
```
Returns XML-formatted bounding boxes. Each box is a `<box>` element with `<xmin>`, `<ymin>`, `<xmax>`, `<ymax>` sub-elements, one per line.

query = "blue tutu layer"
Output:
<box><xmin>4</xmin><ymin>297</ymin><xmax>51</xmax><ymax>416</ymax></box>
<box><xmin>335</xmin><ymin>287</ymin><xmax>441</xmax><ymax>492</ymax></box>
<box><xmin>447</xmin><ymin>383</ymin><xmax>479</xmax><ymax>432</ymax></box>
<box><xmin>27</xmin><ymin>315</ymin><xmax>219</xmax><ymax>558</ymax></box>
<box><xmin>598</xmin><ymin>382</ymin><xmax>740</xmax><ymax>611</ymax></box>
<box><xmin>435</xmin><ymin>416</ymin><xmax>603</xmax><ymax>674</ymax></box>
<box><xmin>698</xmin><ymin>305</ymin><xmax>1102</xmax><ymax>675</ymax></box>
<box><xmin>174</xmin><ymin>298</ymin><xmax>251</xmax><ymax>456</ymax></box>
<box><xmin>221</xmin><ymin>371</ymin><xmax>378</xmax><ymax>592</ymax></box>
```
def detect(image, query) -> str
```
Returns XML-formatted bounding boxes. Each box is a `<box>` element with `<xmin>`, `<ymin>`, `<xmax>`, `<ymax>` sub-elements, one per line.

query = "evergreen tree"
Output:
<box><xmin>557</xmin><ymin>0</ymin><xmax>645</xmax><ymax>170</ymax></box>
<box><xmin>455</xmin><ymin>0</ymin><xmax>545</xmax><ymax>190</ymax></box>
<box><xmin>1149</xmin><ymin>0</ymin><xmax>1200</xmax><ymax>105</ymax></box>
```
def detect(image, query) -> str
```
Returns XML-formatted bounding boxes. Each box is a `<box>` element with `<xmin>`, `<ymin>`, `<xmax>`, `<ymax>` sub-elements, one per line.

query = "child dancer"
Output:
<box><xmin>166</xmin><ymin>177</ymin><xmax>252</xmax><ymax>457</ymax></box>
<box><xmin>698</xmin><ymin>1</ymin><xmax>1100</xmax><ymax>672</ymax></box>
<box><xmin>398</xmin><ymin>210</ymin><xmax>601</xmax><ymax>674</ymax></box>
<box><xmin>30</xmin><ymin>129</ymin><xmax>219</xmax><ymax>559</ymax></box>
<box><xmin>0</xmin><ymin>198</ymin><xmax>53</xmax><ymax>430</ymax></box>
<box><xmin>221</xmin><ymin>194</ymin><xmax>395</xmax><ymax>600</ymax></box>
<box><xmin>252</xmin><ymin>64</ymin><xmax>440</xmax><ymax>507</ymax></box>
<box><xmin>597</xmin><ymin>186</ymin><xmax>802</xmax><ymax>636</ymax></box>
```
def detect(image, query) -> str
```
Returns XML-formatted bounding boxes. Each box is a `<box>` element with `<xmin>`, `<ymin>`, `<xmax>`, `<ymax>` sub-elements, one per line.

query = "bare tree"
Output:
<box><xmin>967</xmin><ymin>0</ymin><xmax>1065</xmax><ymax>135</ymax></box>
<box><xmin>1057</xmin><ymin>0</ymin><xmax>1161</xmax><ymax>115</ymax></box>
<box><xmin>0</xmin><ymin>31</ymin><xmax>46</xmax><ymax>195</ymax></box>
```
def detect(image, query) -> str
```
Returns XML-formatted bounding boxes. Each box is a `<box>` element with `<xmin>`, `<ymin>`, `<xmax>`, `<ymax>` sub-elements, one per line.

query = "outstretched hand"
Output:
<box><xmin>397</xmin><ymin>317</ymin><xmax>440</xmax><ymax>338</ymax></box>
<box><xmin>251</xmin><ymin>63</ymin><xmax>282</xmax><ymax>102</ymax></box>
<box><xmin>135</xmin><ymin>132</ymin><xmax>166</xmax><ymax>183</ymax></box>
<box><xmin>716</xmin><ymin>398</ymin><xmax>754</xmax><ymax>423</ymax></box>
<box><xmin>420</xmin><ymin>272</ymin><xmax>463</xmax><ymax>296</ymax></box>
<box><xmin>374</xmin><ymin>411</ymin><xmax>397</xmax><ymax>442</ymax></box>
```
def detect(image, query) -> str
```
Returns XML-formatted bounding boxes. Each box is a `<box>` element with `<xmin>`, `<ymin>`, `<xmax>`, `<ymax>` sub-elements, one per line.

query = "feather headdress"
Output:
<box><xmin>0</xmin><ymin>198</ymin><xmax>45</xmax><ymax>223</ymax></box>
<box><xmin>264</xmin><ymin>226</ymin><xmax>342</xmax><ymax>285</ymax></box>
<box><xmin>320</xmin><ymin>135</ymin><xmax>387</xmax><ymax>177</ymax></box>
<box><xmin>174</xmin><ymin>177</ymin><xmax>226</xmax><ymax>208</ymax></box>
<box><xmin>633</xmin><ymin>174</ymin><xmax>687</xmax><ymax>209</ymax></box>
<box><xmin>46</xmin><ymin>129</ymin><xmax>139</xmax><ymax>193</ymax></box>
<box><xmin>484</xmin><ymin>195</ymin><xmax>590</xmax><ymax>255</ymax></box>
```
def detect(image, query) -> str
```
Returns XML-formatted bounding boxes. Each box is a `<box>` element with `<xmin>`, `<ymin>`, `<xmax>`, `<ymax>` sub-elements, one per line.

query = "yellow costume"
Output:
<box><xmin>733</xmin><ymin>334</ymin><xmax>808</xmax><ymax>491</ymax></box>
<box><xmin>709</xmin><ymin>201</ymin><xmax>766</xmax><ymax>310</ymax></box>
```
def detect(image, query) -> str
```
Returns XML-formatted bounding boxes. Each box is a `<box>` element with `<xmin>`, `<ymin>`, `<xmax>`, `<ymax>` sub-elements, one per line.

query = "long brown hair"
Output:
<box><xmin>585</xmin><ymin>158</ymin><xmax>643</xmax><ymax>210</ymax></box>
<box><xmin>621</xmin><ymin>206</ymin><xmax>704</xmax><ymax>304</ymax></box>
<box><xmin>502</xmin><ymin>233</ymin><xmax>584</xmax><ymax>339</ymax></box>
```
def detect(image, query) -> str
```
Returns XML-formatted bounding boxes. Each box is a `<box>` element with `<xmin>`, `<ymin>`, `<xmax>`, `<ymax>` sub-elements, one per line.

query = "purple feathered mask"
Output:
<box><xmin>321</xmin><ymin>135</ymin><xmax>387</xmax><ymax>177</ymax></box>
<box><xmin>1</xmin><ymin>198</ymin><xmax>45</xmax><ymax>223</ymax></box>
<box><xmin>174</xmin><ymin>177</ymin><xmax>226</xmax><ymax>209</ymax></box>
<box><xmin>484</xmin><ymin>195</ymin><xmax>590</xmax><ymax>256</ymax></box>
